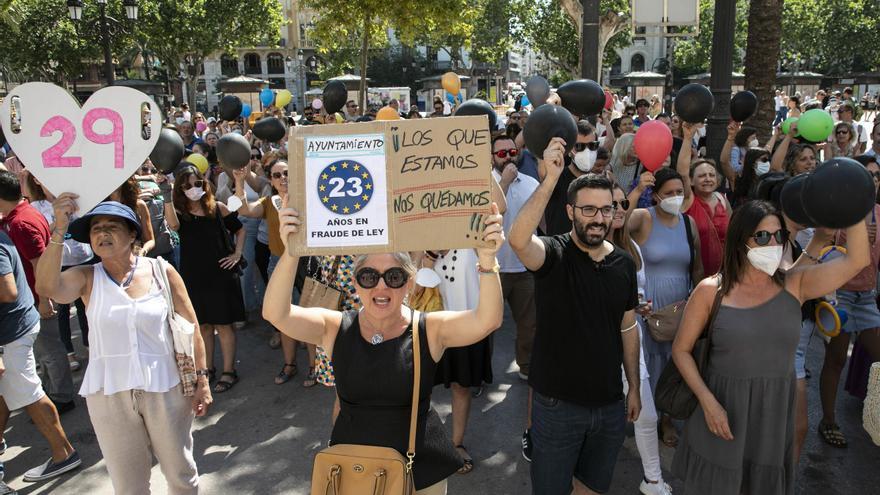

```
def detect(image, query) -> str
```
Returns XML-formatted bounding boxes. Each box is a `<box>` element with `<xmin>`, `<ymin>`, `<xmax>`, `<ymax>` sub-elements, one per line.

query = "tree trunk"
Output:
<box><xmin>744</xmin><ymin>0</ymin><xmax>783</xmax><ymax>143</ymax></box>
<box><xmin>358</xmin><ymin>14</ymin><xmax>370</xmax><ymax>111</ymax></box>
<box><xmin>185</xmin><ymin>60</ymin><xmax>204</xmax><ymax>114</ymax></box>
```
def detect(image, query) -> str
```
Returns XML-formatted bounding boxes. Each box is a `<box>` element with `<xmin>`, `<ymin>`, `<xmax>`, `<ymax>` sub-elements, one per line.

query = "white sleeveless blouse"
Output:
<box><xmin>80</xmin><ymin>260</ymin><xmax>180</xmax><ymax>396</ymax></box>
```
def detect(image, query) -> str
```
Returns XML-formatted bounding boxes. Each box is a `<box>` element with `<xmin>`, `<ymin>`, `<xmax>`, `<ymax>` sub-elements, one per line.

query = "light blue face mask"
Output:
<box><xmin>755</xmin><ymin>160</ymin><xmax>770</xmax><ymax>176</ymax></box>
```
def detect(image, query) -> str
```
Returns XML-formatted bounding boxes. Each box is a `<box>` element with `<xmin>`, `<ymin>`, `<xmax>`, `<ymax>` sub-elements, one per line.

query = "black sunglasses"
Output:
<box><xmin>752</xmin><ymin>229</ymin><xmax>787</xmax><ymax>246</ymax></box>
<box><xmin>271</xmin><ymin>170</ymin><xmax>288</xmax><ymax>179</ymax></box>
<box><xmin>613</xmin><ymin>199</ymin><xmax>630</xmax><ymax>211</ymax></box>
<box><xmin>355</xmin><ymin>267</ymin><xmax>409</xmax><ymax>289</ymax></box>
<box><xmin>183</xmin><ymin>180</ymin><xmax>205</xmax><ymax>190</ymax></box>
<box><xmin>575</xmin><ymin>141</ymin><xmax>600</xmax><ymax>152</ymax></box>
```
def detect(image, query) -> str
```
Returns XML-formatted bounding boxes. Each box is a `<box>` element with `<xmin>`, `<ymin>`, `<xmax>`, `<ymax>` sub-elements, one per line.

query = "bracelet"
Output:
<box><xmin>49</xmin><ymin>238</ymin><xmax>65</xmax><ymax>246</ymax></box>
<box><xmin>621</xmin><ymin>321</ymin><xmax>638</xmax><ymax>333</ymax></box>
<box><xmin>476</xmin><ymin>262</ymin><xmax>500</xmax><ymax>274</ymax></box>
<box><xmin>802</xmin><ymin>250</ymin><xmax>820</xmax><ymax>263</ymax></box>
<box><xmin>195</xmin><ymin>369</ymin><xmax>211</xmax><ymax>377</ymax></box>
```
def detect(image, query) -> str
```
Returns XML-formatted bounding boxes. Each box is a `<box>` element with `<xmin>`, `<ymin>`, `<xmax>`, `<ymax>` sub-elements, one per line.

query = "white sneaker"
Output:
<box><xmin>640</xmin><ymin>479</ymin><xmax>673</xmax><ymax>495</ymax></box>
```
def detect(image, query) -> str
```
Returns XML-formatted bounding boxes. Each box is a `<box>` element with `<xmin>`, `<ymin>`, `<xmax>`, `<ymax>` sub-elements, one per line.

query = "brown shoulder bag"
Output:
<box><xmin>310</xmin><ymin>311</ymin><xmax>422</xmax><ymax>495</ymax></box>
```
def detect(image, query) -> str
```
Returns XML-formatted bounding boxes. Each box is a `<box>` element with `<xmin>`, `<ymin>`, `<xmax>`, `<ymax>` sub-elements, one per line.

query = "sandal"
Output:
<box><xmin>455</xmin><ymin>445</ymin><xmax>474</xmax><ymax>474</ymax></box>
<box><xmin>213</xmin><ymin>371</ymin><xmax>239</xmax><ymax>393</ymax></box>
<box><xmin>275</xmin><ymin>363</ymin><xmax>298</xmax><ymax>385</ymax></box>
<box><xmin>303</xmin><ymin>366</ymin><xmax>317</xmax><ymax>388</ymax></box>
<box><xmin>818</xmin><ymin>422</ymin><xmax>848</xmax><ymax>448</ymax></box>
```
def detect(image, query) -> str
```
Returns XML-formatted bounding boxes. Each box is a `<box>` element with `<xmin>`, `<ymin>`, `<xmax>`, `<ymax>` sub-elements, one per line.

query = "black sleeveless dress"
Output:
<box><xmin>329</xmin><ymin>311</ymin><xmax>462</xmax><ymax>489</ymax></box>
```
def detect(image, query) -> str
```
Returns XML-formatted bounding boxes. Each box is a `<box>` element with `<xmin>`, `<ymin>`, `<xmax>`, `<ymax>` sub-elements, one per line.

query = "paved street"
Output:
<box><xmin>1</xmin><ymin>304</ymin><xmax>878</xmax><ymax>494</ymax></box>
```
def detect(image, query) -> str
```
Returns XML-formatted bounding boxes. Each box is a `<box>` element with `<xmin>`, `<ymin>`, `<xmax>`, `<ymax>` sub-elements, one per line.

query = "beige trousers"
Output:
<box><xmin>417</xmin><ymin>479</ymin><xmax>448</xmax><ymax>495</ymax></box>
<box><xmin>86</xmin><ymin>388</ymin><xmax>198</xmax><ymax>495</ymax></box>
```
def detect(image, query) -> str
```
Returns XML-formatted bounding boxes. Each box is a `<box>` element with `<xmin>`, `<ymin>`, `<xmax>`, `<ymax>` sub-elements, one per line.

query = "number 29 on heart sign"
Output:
<box><xmin>41</xmin><ymin>108</ymin><xmax>125</xmax><ymax>169</ymax></box>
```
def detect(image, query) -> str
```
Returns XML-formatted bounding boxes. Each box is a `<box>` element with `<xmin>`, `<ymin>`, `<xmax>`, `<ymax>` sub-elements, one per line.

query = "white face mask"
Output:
<box><xmin>754</xmin><ymin>160</ymin><xmax>771</xmax><ymax>175</ymax></box>
<box><xmin>749</xmin><ymin>139</ymin><xmax>759</xmax><ymax>148</ymax></box>
<box><xmin>573</xmin><ymin>149</ymin><xmax>597</xmax><ymax>172</ymax></box>
<box><xmin>658</xmin><ymin>195</ymin><xmax>684</xmax><ymax>214</ymax></box>
<box><xmin>184</xmin><ymin>187</ymin><xmax>206</xmax><ymax>201</ymax></box>
<box><xmin>175</xmin><ymin>117</ymin><xmax>185</xmax><ymax>125</ymax></box>
<box><xmin>747</xmin><ymin>245</ymin><xmax>784</xmax><ymax>276</ymax></box>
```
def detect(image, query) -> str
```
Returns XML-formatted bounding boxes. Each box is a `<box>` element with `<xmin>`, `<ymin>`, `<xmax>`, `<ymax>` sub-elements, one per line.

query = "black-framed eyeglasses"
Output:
<box><xmin>271</xmin><ymin>170</ymin><xmax>288</xmax><ymax>179</ymax></box>
<box><xmin>752</xmin><ymin>229</ymin><xmax>787</xmax><ymax>246</ymax></box>
<box><xmin>613</xmin><ymin>199</ymin><xmax>630</xmax><ymax>211</ymax></box>
<box><xmin>183</xmin><ymin>180</ymin><xmax>205</xmax><ymax>190</ymax></box>
<box><xmin>355</xmin><ymin>267</ymin><xmax>410</xmax><ymax>289</ymax></box>
<box><xmin>575</xmin><ymin>141</ymin><xmax>600</xmax><ymax>152</ymax></box>
<box><xmin>571</xmin><ymin>204</ymin><xmax>615</xmax><ymax>218</ymax></box>
<box><xmin>494</xmin><ymin>148</ymin><xmax>518</xmax><ymax>159</ymax></box>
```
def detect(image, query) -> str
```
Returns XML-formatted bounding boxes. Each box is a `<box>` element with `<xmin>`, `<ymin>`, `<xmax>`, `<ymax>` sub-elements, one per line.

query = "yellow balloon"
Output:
<box><xmin>441</xmin><ymin>71</ymin><xmax>461</xmax><ymax>95</ymax></box>
<box><xmin>185</xmin><ymin>153</ymin><xmax>209</xmax><ymax>174</ymax></box>
<box><xmin>276</xmin><ymin>89</ymin><xmax>292</xmax><ymax>108</ymax></box>
<box><xmin>376</xmin><ymin>106</ymin><xmax>400</xmax><ymax>121</ymax></box>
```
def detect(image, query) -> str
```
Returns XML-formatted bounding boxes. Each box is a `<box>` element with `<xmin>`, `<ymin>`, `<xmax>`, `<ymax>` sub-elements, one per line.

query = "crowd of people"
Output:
<box><xmin>0</xmin><ymin>85</ymin><xmax>877</xmax><ymax>495</ymax></box>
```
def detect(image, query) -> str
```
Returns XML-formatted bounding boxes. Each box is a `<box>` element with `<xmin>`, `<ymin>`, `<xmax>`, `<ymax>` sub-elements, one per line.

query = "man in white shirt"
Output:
<box><xmin>492</xmin><ymin>135</ymin><xmax>539</xmax><ymax>381</ymax></box>
<box><xmin>773</xmin><ymin>90</ymin><xmax>787</xmax><ymax>126</ymax></box>
<box><xmin>865</xmin><ymin>122</ymin><xmax>880</xmax><ymax>158</ymax></box>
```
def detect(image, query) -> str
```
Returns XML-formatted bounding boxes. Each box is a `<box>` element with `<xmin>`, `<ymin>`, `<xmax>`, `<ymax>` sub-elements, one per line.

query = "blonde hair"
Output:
<box><xmin>353</xmin><ymin>252</ymin><xmax>417</xmax><ymax>279</ymax></box>
<box><xmin>609</xmin><ymin>133</ymin><xmax>636</xmax><ymax>171</ymax></box>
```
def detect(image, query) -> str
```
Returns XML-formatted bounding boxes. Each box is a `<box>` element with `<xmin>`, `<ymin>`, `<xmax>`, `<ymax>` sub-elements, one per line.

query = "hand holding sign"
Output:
<box><xmin>0</xmin><ymin>83</ymin><xmax>161</xmax><ymax>213</ymax></box>
<box><xmin>278</xmin><ymin>194</ymin><xmax>302</xmax><ymax>252</ymax></box>
<box><xmin>476</xmin><ymin>202</ymin><xmax>504</xmax><ymax>264</ymax></box>
<box><xmin>51</xmin><ymin>192</ymin><xmax>79</xmax><ymax>232</ymax></box>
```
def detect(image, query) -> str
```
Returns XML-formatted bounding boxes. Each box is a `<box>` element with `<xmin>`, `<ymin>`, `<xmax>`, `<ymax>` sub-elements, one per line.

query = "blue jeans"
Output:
<box><xmin>238</xmin><ymin>216</ymin><xmax>263</xmax><ymax>312</ymax></box>
<box><xmin>530</xmin><ymin>394</ymin><xmax>626</xmax><ymax>494</ymax></box>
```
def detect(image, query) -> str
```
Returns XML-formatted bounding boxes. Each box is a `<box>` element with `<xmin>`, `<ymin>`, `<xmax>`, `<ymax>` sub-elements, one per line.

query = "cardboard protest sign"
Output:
<box><xmin>0</xmin><ymin>82</ymin><xmax>162</xmax><ymax>213</ymax></box>
<box><xmin>288</xmin><ymin>116</ymin><xmax>493</xmax><ymax>255</ymax></box>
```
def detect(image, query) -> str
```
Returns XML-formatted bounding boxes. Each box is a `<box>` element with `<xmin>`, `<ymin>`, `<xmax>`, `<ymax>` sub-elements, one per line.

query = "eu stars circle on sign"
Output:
<box><xmin>317</xmin><ymin>159</ymin><xmax>374</xmax><ymax>216</ymax></box>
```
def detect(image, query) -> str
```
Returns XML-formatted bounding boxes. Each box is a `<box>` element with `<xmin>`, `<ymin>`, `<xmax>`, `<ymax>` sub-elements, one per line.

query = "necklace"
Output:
<box><xmin>109</xmin><ymin>256</ymin><xmax>139</xmax><ymax>288</ymax></box>
<box><xmin>370</xmin><ymin>333</ymin><xmax>384</xmax><ymax>345</ymax></box>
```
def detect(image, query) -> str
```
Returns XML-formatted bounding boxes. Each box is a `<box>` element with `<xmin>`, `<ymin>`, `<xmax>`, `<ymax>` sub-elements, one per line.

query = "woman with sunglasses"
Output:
<box><xmin>234</xmin><ymin>159</ymin><xmax>320</xmax><ymax>386</ymax></box>
<box><xmin>628</xmin><ymin>166</ymin><xmax>703</xmax><ymax>447</ymax></box>
<box><xmin>167</xmin><ymin>166</ymin><xmax>246</xmax><ymax>393</ymax></box>
<box><xmin>828</xmin><ymin>121</ymin><xmax>858</xmax><ymax>158</ymax></box>
<box><xmin>609</xmin><ymin>184</ymin><xmax>672</xmax><ymax>495</ymax></box>
<box><xmin>677</xmin><ymin>122</ymin><xmax>731</xmax><ymax>276</ymax></box>
<box><xmin>815</xmin><ymin>155</ymin><xmax>880</xmax><ymax>449</ymax></box>
<box><xmin>263</xmin><ymin>199</ymin><xmax>505</xmax><ymax>495</ymax></box>
<box><xmin>672</xmin><ymin>200</ymin><xmax>869</xmax><ymax>495</ymax></box>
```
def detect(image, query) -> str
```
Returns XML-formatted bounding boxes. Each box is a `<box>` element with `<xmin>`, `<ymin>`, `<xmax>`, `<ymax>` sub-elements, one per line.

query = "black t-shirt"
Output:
<box><xmin>528</xmin><ymin>234</ymin><xmax>639</xmax><ymax>406</ymax></box>
<box><xmin>543</xmin><ymin>163</ymin><xmax>578</xmax><ymax>236</ymax></box>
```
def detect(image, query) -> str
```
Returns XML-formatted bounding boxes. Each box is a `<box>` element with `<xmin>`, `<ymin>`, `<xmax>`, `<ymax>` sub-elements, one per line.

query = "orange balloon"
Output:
<box><xmin>376</xmin><ymin>106</ymin><xmax>400</xmax><ymax>121</ymax></box>
<box><xmin>441</xmin><ymin>71</ymin><xmax>461</xmax><ymax>95</ymax></box>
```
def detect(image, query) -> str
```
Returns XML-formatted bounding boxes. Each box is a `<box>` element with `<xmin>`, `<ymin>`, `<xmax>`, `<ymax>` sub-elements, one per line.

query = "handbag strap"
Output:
<box><xmin>323</xmin><ymin>256</ymin><xmax>342</xmax><ymax>285</ymax></box>
<box><xmin>153</xmin><ymin>257</ymin><xmax>175</xmax><ymax>328</ymax></box>
<box><xmin>406</xmin><ymin>310</ymin><xmax>422</xmax><ymax>471</ymax></box>
<box><xmin>214</xmin><ymin>206</ymin><xmax>236</xmax><ymax>255</ymax></box>
<box><xmin>697</xmin><ymin>277</ymin><xmax>724</xmax><ymax>372</ymax></box>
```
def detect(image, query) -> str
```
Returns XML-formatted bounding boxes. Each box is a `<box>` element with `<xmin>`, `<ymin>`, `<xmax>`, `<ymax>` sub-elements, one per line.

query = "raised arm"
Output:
<box><xmin>263</xmin><ymin>196</ymin><xmax>342</xmax><ymax>350</ymax></box>
<box><xmin>719</xmin><ymin>122</ymin><xmax>739</xmax><ymax>187</ymax></box>
<box><xmin>601</xmin><ymin>108</ymin><xmax>617</xmax><ymax>151</ymax></box>
<box><xmin>789</xmin><ymin>221</ymin><xmax>870</xmax><ymax>302</ymax></box>
<box><xmin>157</xmin><ymin>174</ymin><xmax>180</xmax><ymax>231</ymax></box>
<box><xmin>678</xmin><ymin>123</ymin><xmax>698</xmax><ymax>211</ymax></box>
<box><xmin>34</xmin><ymin>193</ymin><xmax>88</xmax><ymax>305</ymax></box>
<box><xmin>771</xmin><ymin>122</ymin><xmax>797</xmax><ymax>173</ymax></box>
<box><xmin>510</xmin><ymin>138</ymin><xmax>567</xmax><ymax>270</ymax></box>
<box><xmin>233</xmin><ymin>168</ymin><xmax>265</xmax><ymax>219</ymax></box>
<box><xmin>425</xmin><ymin>203</ymin><xmax>505</xmax><ymax>362</ymax></box>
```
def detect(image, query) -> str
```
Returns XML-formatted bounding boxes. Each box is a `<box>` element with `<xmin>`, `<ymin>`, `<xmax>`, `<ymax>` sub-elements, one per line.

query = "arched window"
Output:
<box><xmin>244</xmin><ymin>53</ymin><xmax>261</xmax><ymax>75</ymax></box>
<box><xmin>610</xmin><ymin>54</ymin><xmax>622</xmax><ymax>75</ymax></box>
<box><xmin>221</xmin><ymin>54</ymin><xmax>238</xmax><ymax>77</ymax></box>
<box><xmin>630</xmin><ymin>53</ymin><xmax>645</xmax><ymax>72</ymax></box>
<box><xmin>267</xmin><ymin>53</ymin><xmax>284</xmax><ymax>74</ymax></box>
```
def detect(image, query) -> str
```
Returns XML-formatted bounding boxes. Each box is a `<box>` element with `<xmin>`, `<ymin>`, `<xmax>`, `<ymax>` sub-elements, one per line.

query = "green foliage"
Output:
<box><xmin>673</xmin><ymin>0</ymin><xmax>749</xmax><ymax>75</ymax></box>
<box><xmin>520</xmin><ymin>0</ymin><xmax>579</xmax><ymax>75</ymax></box>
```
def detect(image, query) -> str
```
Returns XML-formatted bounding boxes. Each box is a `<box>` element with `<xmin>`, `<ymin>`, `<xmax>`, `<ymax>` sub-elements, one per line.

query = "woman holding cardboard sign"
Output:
<box><xmin>263</xmin><ymin>196</ymin><xmax>505</xmax><ymax>494</ymax></box>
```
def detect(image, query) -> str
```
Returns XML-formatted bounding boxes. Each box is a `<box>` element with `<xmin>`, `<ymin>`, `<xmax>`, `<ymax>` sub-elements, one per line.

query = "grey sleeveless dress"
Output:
<box><xmin>672</xmin><ymin>289</ymin><xmax>800</xmax><ymax>495</ymax></box>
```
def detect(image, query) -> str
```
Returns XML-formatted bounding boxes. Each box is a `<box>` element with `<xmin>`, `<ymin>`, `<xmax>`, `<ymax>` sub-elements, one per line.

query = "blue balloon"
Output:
<box><xmin>259</xmin><ymin>88</ymin><xmax>274</xmax><ymax>107</ymax></box>
<box><xmin>241</xmin><ymin>103</ymin><xmax>252</xmax><ymax>118</ymax></box>
<box><xmin>446</xmin><ymin>92</ymin><xmax>455</xmax><ymax>104</ymax></box>
<box><xmin>521</xmin><ymin>95</ymin><xmax>530</xmax><ymax>107</ymax></box>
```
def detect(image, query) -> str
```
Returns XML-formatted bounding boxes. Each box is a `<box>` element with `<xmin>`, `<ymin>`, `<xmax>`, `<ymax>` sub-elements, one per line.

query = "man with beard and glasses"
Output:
<box><xmin>540</xmin><ymin>120</ymin><xmax>601</xmax><ymax>236</ymax></box>
<box><xmin>510</xmin><ymin>138</ymin><xmax>641</xmax><ymax>495</ymax></box>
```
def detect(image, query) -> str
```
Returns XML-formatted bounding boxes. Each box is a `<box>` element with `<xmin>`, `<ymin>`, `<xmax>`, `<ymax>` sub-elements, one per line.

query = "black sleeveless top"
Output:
<box><xmin>329</xmin><ymin>310</ymin><xmax>461</xmax><ymax>489</ymax></box>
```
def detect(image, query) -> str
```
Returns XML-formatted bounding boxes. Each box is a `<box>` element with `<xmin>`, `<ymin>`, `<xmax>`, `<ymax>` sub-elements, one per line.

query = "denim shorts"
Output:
<box><xmin>837</xmin><ymin>289</ymin><xmax>880</xmax><ymax>333</ymax></box>
<box><xmin>795</xmin><ymin>319</ymin><xmax>815</xmax><ymax>380</ymax></box>
<box><xmin>530</xmin><ymin>393</ymin><xmax>625</xmax><ymax>494</ymax></box>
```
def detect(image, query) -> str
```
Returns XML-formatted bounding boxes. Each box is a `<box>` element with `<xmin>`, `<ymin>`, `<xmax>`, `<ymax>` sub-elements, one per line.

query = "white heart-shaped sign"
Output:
<box><xmin>0</xmin><ymin>82</ymin><xmax>161</xmax><ymax>213</ymax></box>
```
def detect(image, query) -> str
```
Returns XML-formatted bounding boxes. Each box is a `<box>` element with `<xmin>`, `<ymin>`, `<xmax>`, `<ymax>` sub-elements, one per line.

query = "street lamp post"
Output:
<box><xmin>67</xmin><ymin>0</ymin><xmax>139</xmax><ymax>87</ymax></box>
<box><xmin>298</xmin><ymin>49</ymin><xmax>305</xmax><ymax>112</ymax></box>
<box><xmin>705</xmin><ymin>0</ymin><xmax>736</xmax><ymax>164</ymax></box>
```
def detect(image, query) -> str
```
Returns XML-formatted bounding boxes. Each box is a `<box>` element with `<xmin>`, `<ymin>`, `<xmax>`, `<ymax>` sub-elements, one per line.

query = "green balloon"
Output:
<box><xmin>781</xmin><ymin>116</ymin><xmax>799</xmax><ymax>136</ymax></box>
<box><xmin>797</xmin><ymin>109</ymin><xmax>834</xmax><ymax>142</ymax></box>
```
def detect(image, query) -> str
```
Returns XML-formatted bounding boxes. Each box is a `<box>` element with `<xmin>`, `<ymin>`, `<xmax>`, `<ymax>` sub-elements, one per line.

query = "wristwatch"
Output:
<box><xmin>195</xmin><ymin>369</ymin><xmax>211</xmax><ymax>377</ymax></box>
<box><xmin>476</xmin><ymin>262</ymin><xmax>501</xmax><ymax>274</ymax></box>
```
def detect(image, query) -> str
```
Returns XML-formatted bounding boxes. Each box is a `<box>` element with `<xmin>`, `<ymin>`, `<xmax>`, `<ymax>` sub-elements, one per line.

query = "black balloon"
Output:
<box><xmin>754</xmin><ymin>172</ymin><xmax>788</xmax><ymax>204</ymax></box>
<box><xmin>149</xmin><ymin>128</ymin><xmax>185</xmax><ymax>174</ymax></box>
<box><xmin>780</xmin><ymin>173</ymin><xmax>815</xmax><ymax>227</ymax></box>
<box><xmin>323</xmin><ymin>81</ymin><xmax>347</xmax><ymax>115</ymax></box>
<box><xmin>216</xmin><ymin>133</ymin><xmax>251</xmax><ymax>170</ymax></box>
<box><xmin>218</xmin><ymin>95</ymin><xmax>243</xmax><ymax>122</ymax></box>
<box><xmin>803</xmin><ymin>157</ymin><xmax>876</xmax><ymax>228</ymax></box>
<box><xmin>557</xmin><ymin>79</ymin><xmax>605</xmax><ymax>117</ymax></box>
<box><xmin>730</xmin><ymin>91</ymin><xmax>758</xmax><ymax>122</ymax></box>
<box><xmin>454</xmin><ymin>99</ymin><xmax>498</xmax><ymax>132</ymax></box>
<box><xmin>523</xmin><ymin>104</ymin><xmax>577</xmax><ymax>158</ymax></box>
<box><xmin>252</xmin><ymin>117</ymin><xmax>287</xmax><ymax>142</ymax></box>
<box><xmin>674</xmin><ymin>83</ymin><xmax>714</xmax><ymax>123</ymax></box>
<box><xmin>525</xmin><ymin>76</ymin><xmax>551</xmax><ymax>108</ymax></box>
